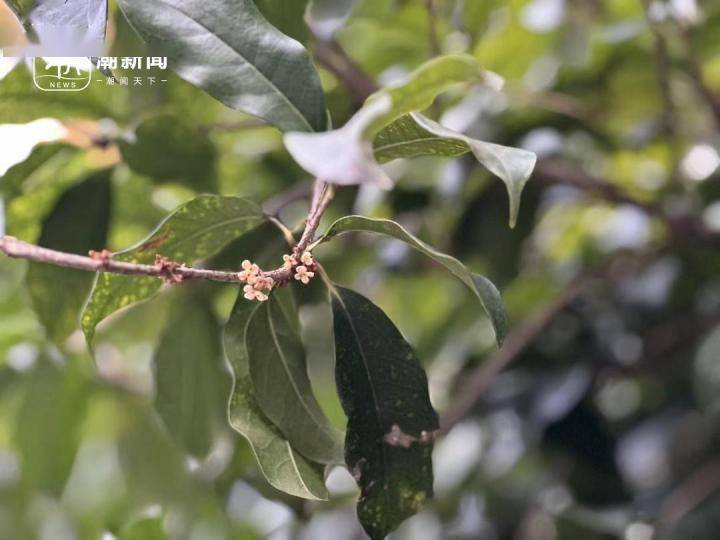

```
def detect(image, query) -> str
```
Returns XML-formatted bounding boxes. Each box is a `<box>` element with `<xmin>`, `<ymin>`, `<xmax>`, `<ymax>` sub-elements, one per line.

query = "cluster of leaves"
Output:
<box><xmin>3</xmin><ymin>0</ymin><xmax>720</xmax><ymax>539</ymax></box>
<box><xmin>0</xmin><ymin>0</ymin><xmax>536</xmax><ymax>538</ymax></box>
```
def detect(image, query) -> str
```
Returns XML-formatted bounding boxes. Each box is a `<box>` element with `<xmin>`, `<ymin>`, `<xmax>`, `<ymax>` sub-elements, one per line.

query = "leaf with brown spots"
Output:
<box><xmin>331</xmin><ymin>285</ymin><xmax>438</xmax><ymax>540</ymax></box>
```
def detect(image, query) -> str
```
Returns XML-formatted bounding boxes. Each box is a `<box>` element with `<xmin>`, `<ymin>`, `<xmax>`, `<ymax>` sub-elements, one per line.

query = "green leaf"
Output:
<box><xmin>27</xmin><ymin>171</ymin><xmax>112</xmax><ymax>345</ymax></box>
<box><xmin>283</xmin><ymin>54</ymin><xmax>489</xmax><ymax>187</ymax></box>
<box><xmin>14</xmin><ymin>358</ymin><xmax>89</xmax><ymax>495</ymax></box>
<box><xmin>286</xmin><ymin>97</ymin><xmax>395</xmax><ymax>188</ymax></box>
<box><xmin>0</xmin><ymin>64</ymin><xmax>128</xmax><ymax>123</ymax></box>
<box><xmin>119</xmin><ymin>113</ymin><xmax>216</xmax><ymax>190</ymax></box>
<box><xmin>254</xmin><ymin>0</ymin><xmax>310</xmax><ymax>44</ymax></box>
<box><xmin>117</xmin><ymin>0</ymin><xmax>327</xmax><ymax>132</ymax></box>
<box><xmin>224</xmin><ymin>292</ymin><xmax>329</xmax><ymax>500</ymax></box>
<box><xmin>307</xmin><ymin>0</ymin><xmax>358</xmax><ymax>40</ymax></box>
<box><xmin>246</xmin><ymin>295</ymin><xmax>344</xmax><ymax>464</ymax></box>
<box><xmin>374</xmin><ymin>113</ymin><xmax>537</xmax><ymax>227</ymax></box>
<box><xmin>121</xmin><ymin>517</ymin><xmax>166</xmax><ymax>540</ymax></box>
<box><xmin>81</xmin><ymin>195</ymin><xmax>265</xmax><ymax>344</ymax></box>
<box><xmin>118</xmin><ymin>406</ymin><xmax>193</xmax><ymax>504</ymax></box>
<box><xmin>331</xmin><ymin>286</ymin><xmax>438</xmax><ymax>540</ymax></box>
<box><xmin>5</xmin><ymin>149</ymin><xmax>96</xmax><ymax>242</ymax></box>
<box><xmin>0</xmin><ymin>143</ymin><xmax>67</xmax><ymax>200</ymax></box>
<box><xmin>153</xmin><ymin>291</ymin><xmax>229</xmax><ymax>458</ymax></box>
<box><xmin>322</xmin><ymin>215</ymin><xmax>507</xmax><ymax>346</ymax></box>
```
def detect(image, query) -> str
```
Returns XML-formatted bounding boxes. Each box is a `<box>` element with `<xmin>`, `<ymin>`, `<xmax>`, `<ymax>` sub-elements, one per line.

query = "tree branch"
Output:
<box><xmin>314</xmin><ymin>38</ymin><xmax>378</xmax><ymax>106</ymax></box>
<box><xmin>296</xmin><ymin>180</ymin><xmax>334</xmax><ymax>250</ymax></box>
<box><xmin>424</xmin><ymin>0</ymin><xmax>441</xmax><ymax>57</ymax></box>
<box><xmin>656</xmin><ymin>458</ymin><xmax>720</xmax><ymax>539</ymax></box>
<box><xmin>0</xmin><ymin>179</ymin><xmax>335</xmax><ymax>288</ymax></box>
<box><xmin>642</xmin><ymin>0</ymin><xmax>678</xmax><ymax>137</ymax></box>
<box><xmin>0</xmin><ymin>237</ymin><xmax>248</xmax><ymax>283</ymax></box>
<box><xmin>439</xmin><ymin>278</ymin><xmax>586</xmax><ymax>435</ymax></box>
<box><xmin>681</xmin><ymin>28</ymin><xmax>720</xmax><ymax>130</ymax></box>
<box><xmin>534</xmin><ymin>160</ymin><xmax>720</xmax><ymax>245</ymax></box>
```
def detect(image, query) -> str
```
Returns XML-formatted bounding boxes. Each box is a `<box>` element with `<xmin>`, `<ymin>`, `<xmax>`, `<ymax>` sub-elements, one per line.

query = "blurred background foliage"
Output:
<box><xmin>1</xmin><ymin>0</ymin><xmax>720</xmax><ymax>539</ymax></box>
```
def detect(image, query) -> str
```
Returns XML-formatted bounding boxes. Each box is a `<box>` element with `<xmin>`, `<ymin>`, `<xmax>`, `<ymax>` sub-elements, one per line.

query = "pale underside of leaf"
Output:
<box><xmin>27</xmin><ymin>0</ymin><xmax>108</xmax><ymax>56</ymax></box>
<box><xmin>117</xmin><ymin>0</ymin><xmax>327</xmax><ymax>133</ymax></box>
<box><xmin>224</xmin><ymin>296</ymin><xmax>328</xmax><ymax>500</ymax></box>
<box><xmin>322</xmin><ymin>215</ymin><xmax>507</xmax><ymax>345</ymax></box>
<box><xmin>283</xmin><ymin>54</ymin><xmax>486</xmax><ymax>187</ymax></box>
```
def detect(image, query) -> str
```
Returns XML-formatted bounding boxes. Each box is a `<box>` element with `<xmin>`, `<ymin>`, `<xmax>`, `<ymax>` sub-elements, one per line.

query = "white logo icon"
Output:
<box><xmin>32</xmin><ymin>57</ymin><xmax>92</xmax><ymax>92</ymax></box>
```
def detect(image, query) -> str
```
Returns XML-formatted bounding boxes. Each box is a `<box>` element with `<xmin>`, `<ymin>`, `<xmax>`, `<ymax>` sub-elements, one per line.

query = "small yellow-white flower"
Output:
<box><xmin>294</xmin><ymin>265</ymin><xmax>314</xmax><ymax>285</ymax></box>
<box><xmin>255</xmin><ymin>275</ymin><xmax>274</xmax><ymax>291</ymax></box>
<box><xmin>239</xmin><ymin>259</ymin><xmax>261</xmax><ymax>282</ymax></box>
<box><xmin>282</xmin><ymin>254</ymin><xmax>295</xmax><ymax>270</ymax></box>
<box><xmin>300</xmin><ymin>251</ymin><xmax>314</xmax><ymax>266</ymax></box>
<box><xmin>243</xmin><ymin>284</ymin><xmax>268</xmax><ymax>302</ymax></box>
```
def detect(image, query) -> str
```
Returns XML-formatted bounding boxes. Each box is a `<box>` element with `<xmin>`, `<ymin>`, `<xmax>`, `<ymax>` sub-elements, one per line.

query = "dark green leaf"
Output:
<box><xmin>81</xmin><ymin>195</ymin><xmax>265</xmax><ymax>344</ymax></box>
<box><xmin>254</xmin><ymin>0</ymin><xmax>310</xmax><ymax>44</ymax></box>
<box><xmin>27</xmin><ymin>171</ymin><xmax>112</xmax><ymax>345</ymax></box>
<box><xmin>322</xmin><ymin>216</ymin><xmax>507</xmax><ymax>345</ymax></box>
<box><xmin>246</xmin><ymin>295</ymin><xmax>344</xmax><ymax>464</ymax></box>
<box><xmin>224</xmin><ymin>291</ymin><xmax>329</xmax><ymax>500</ymax></box>
<box><xmin>117</xmin><ymin>0</ymin><xmax>327</xmax><ymax>132</ymax></box>
<box><xmin>284</xmin><ymin>54</ymin><xmax>487</xmax><ymax>187</ymax></box>
<box><xmin>374</xmin><ymin>113</ymin><xmax>537</xmax><ymax>227</ymax></box>
<box><xmin>331</xmin><ymin>286</ymin><xmax>438</xmax><ymax>540</ymax></box>
<box><xmin>14</xmin><ymin>359</ymin><xmax>89</xmax><ymax>495</ymax></box>
<box><xmin>119</xmin><ymin>113</ymin><xmax>216</xmax><ymax>190</ymax></box>
<box><xmin>153</xmin><ymin>291</ymin><xmax>229</xmax><ymax>458</ymax></box>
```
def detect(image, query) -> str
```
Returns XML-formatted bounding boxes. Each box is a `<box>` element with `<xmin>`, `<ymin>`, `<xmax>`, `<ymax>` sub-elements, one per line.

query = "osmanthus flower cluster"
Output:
<box><xmin>238</xmin><ymin>260</ymin><xmax>273</xmax><ymax>301</ymax></box>
<box><xmin>239</xmin><ymin>250</ymin><xmax>316</xmax><ymax>302</ymax></box>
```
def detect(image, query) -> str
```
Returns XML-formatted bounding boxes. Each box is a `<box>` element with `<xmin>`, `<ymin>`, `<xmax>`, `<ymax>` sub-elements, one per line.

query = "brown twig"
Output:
<box><xmin>439</xmin><ymin>278</ymin><xmax>586</xmax><ymax>435</ymax></box>
<box><xmin>642</xmin><ymin>0</ymin><xmax>678</xmax><ymax>137</ymax></box>
<box><xmin>262</xmin><ymin>180</ymin><xmax>315</xmax><ymax>217</ymax></box>
<box><xmin>425</xmin><ymin>0</ymin><xmax>441</xmax><ymax>57</ymax></box>
<box><xmin>296</xmin><ymin>181</ymin><xmax>334</xmax><ymax>250</ymax></box>
<box><xmin>0</xmin><ymin>236</ymin><xmax>246</xmax><ymax>283</ymax></box>
<box><xmin>314</xmin><ymin>38</ymin><xmax>378</xmax><ymax>106</ymax></box>
<box><xmin>507</xmin><ymin>87</ymin><xmax>594</xmax><ymax>122</ymax></box>
<box><xmin>681</xmin><ymin>28</ymin><xmax>720</xmax><ymax>130</ymax></box>
<box><xmin>0</xmin><ymin>179</ymin><xmax>335</xmax><ymax>289</ymax></box>
<box><xmin>655</xmin><ymin>458</ymin><xmax>720</xmax><ymax>539</ymax></box>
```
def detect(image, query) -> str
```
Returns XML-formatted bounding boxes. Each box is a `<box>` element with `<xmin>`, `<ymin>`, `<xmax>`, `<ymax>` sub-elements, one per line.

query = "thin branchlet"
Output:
<box><xmin>0</xmin><ymin>179</ymin><xmax>335</xmax><ymax>294</ymax></box>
